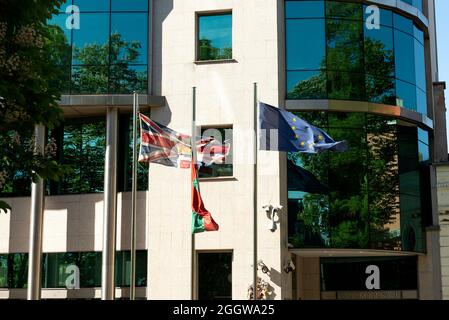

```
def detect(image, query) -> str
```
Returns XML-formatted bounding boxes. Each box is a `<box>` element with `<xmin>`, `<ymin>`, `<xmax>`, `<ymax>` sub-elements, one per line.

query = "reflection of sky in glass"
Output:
<box><xmin>287</xmin><ymin>19</ymin><xmax>325</xmax><ymax>70</ymax></box>
<box><xmin>199</xmin><ymin>14</ymin><xmax>232</xmax><ymax>50</ymax></box>
<box><xmin>111</xmin><ymin>13</ymin><xmax>148</xmax><ymax>64</ymax></box>
<box><xmin>73</xmin><ymin>0</ymin><xmax>110</xmax><ymax>12</ymax></box>
<box><xmin>112</xmin><ymin>0</ymin><xmax>148</xmax><ymax>12</ymax></box>
<box><xmin>285</xmin><ymin>0</ymin><xmax>324</xmax><ymax>19</ymax></box>
<box><xmin>72</xmin><ymin>13</ymin><xmax>109</xmax><ymax>65</ymax></box>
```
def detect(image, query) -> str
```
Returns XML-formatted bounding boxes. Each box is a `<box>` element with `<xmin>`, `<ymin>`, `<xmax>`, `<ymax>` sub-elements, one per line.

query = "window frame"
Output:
<box><xmin>198</xmin><ymin>124</ymin><xmax>234</xmax><ymax>180</ymax></box>
<box><xmin>195</xmin><ymin>10</ymin><xmax>234</xmax><ymax>63</ymax></box>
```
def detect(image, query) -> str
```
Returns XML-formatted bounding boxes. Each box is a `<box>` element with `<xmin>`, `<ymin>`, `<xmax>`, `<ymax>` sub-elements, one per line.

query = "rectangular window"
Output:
<box><xmin>49</xmin><ymin>2</ymin><xmax>149</xmax><ymax>94</ymax></box>
<box><xmin>198</xmin><ymin>252</ymin><xmax>232</xmax><ymax>300</ymax></box>
<box><xmin>197</xmin><ymin>12</ymin><xmax>232</xmax><ymax>61</ymax></box>
<box><xmin>198</xmin><ymin>127</ymin><xmax>233</xmax><ymax>179</ymax></box>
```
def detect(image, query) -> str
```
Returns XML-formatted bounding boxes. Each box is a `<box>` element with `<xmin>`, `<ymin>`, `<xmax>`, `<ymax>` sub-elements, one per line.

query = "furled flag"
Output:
<box><xmin>139</xmin><ymin>113</ymin><xmax>230</xmax><ymax>168</ymax></box>
<box><xmin>191</xmin><ymin>163</ymin><xmax>219</xmax><ymax>233</ymax></box>
<box><xmin>259</xmin><ymin>102</ymin><xmax>348</xmax><ymax>153</ymax></box>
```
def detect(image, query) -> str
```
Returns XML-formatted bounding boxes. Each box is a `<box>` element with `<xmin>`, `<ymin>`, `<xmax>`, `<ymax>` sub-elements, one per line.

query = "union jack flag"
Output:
<box><xmin>139</xmin><ymin>113</ymin><xmax>230</xmax><ymax>168</ymax></box>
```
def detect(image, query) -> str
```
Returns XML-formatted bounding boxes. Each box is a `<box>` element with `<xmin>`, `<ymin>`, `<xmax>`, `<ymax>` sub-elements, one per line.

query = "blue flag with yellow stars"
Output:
<box><xmin>258</xmin><ymin>102</ymin><xmax>348</xmax><ymax>153</ymax></box>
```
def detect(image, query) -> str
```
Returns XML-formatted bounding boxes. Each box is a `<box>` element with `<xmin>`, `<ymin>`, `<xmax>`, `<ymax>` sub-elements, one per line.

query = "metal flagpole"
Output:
<box><xmin>253</xmin><ymin>83</ymin><xmax>258</xmax><ymax>300</ymax></box>
<box><xmin>130</xmin><ymin>92</ymin><xmax>139</xmax><ymax>300</ymax></box>
<box><xmin>27</xmin><ymin>124</ymin><xmax>46</xmax><ymax>300</ymax></box>
<box><xmin>191</xmin><ymin>87</ymin><xmax>197</xmax><ymax>300</ymax></box>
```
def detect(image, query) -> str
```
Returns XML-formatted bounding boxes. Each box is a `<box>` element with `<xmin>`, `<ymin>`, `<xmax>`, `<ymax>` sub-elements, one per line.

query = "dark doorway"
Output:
<box><xmin>198</xmin><ymin>252</ymin><xmax>232</xmax><ymax>300</ymax></box>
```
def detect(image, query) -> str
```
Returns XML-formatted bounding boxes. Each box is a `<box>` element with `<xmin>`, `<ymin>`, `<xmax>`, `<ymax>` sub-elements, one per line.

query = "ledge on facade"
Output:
<box><xmin>194</xmin><ymin>59</ymin><xmax>238</xmax><ymax>65</ymax></box>
<box><xmin>289</xmin><ymin>248</ymin><xmax>421</xmax><ymax>257</ymax></box>
<box><xmin>285</xmin><ymin>99</ymin><xmax>434</xmax><ymax>130</ymax></box>
<box><xmin>369</xmin><ymin>0</ymin><xmax>429</xmax><ymax>29</ymax></box>
<box><xmin>58</xmin><ymin>94</ymin><xmax>166</xmax><ymax>118</ymax></box>
<box><xmin>199</xmin><ymin>176</ymin><xmax>237</xmax><ymax>182</ymax></box>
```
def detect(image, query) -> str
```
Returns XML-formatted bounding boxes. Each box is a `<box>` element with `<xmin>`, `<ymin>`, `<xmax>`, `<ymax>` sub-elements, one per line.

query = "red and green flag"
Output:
<box><xmin>191</xmin><ymin>163</ymin><xmax>219</xmax><ymax>233</ymax></box>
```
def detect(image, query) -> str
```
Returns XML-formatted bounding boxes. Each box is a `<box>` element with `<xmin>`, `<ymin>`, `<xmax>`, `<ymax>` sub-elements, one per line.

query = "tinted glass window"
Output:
<box><xmin>321</xmin><ymin>257</ymin><xmax>418</xmax><ymax>291</ymax></box>
<box><xmin>198</xmin><ymin>13</ymin><xmax>232</xmax><ymax>61</ymax></box>
<box><xmin>49</xmin><ymin>3</ymin><xmax>149</xmax><ymax>94</ymax></box>
<box><xmin>286</xmin><ymin>19</ymin><xmax>325</xmax><ymax>70</ymax></box>
<box><xmin>59</xmin><ymin>118</ymin><xmax>106</xmax><ymax>194</ymax></box>
<box><xmin>288</xmin><ymin>112</ymin><xmax>427</xmax><ymax>252</ymax></box>
<box><xmin>287</xmin><ymin>70</ymin><xmax>327</xmax><ymax>99</ymax></box>
<box><xmin>285</xmin><ymin>1</ymin><xmax>428</xmax><ymax>115</ymax></box>
<box><xmin>285</xmin><ymin>0</ymin><xmax>325</xmax><ymax>18</ymax></box>
<box><xmin>73</xmin><ymin>0</ymin><xmax>110</xmax><ymax>12</ymax></box>
<box><xmin>112</xmin><ymin>0</ymin><xmax>149</xmax><ymax>12</ymax></box>
<box><xmin>198</xmin><ymin>127</ymin><xmax>233</xmax><ymax>179</ymax></box>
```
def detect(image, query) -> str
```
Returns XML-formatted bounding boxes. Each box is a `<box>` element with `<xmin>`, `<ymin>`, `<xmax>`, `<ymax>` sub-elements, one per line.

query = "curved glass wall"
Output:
<box><xmin>287</xmin><ymin>111</ymin><xmax>430</xmax><ymax>253</ymax></box>
<box><xmin>285</xmin><ymin>0</ymin><xmax>427</xmax><ymax>115</ymax></box>
<box><xmin>48</xmin><ymin>0</ymin><xmax>149</xmax><ymax>94</ymax></box>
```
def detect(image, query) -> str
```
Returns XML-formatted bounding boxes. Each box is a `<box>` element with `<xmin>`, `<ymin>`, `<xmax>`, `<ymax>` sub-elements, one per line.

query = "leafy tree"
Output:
<box><xmin>0</xmin><ymin>0</ymin><xmax>71</xmax><ymax>213</ymax></box>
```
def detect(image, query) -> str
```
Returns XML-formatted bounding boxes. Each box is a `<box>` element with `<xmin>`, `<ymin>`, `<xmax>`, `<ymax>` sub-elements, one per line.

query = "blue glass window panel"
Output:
<box><xmin>287</xmin><ymin>70</ymin><xmax>326</xmax><ymax>99</ymax></box>
<box><xmin>73</xmin><ymin>0</ymin><xmax>110</xmax><ymax>12</ymax></box>
<box><xmin>111</xmin><ymin>13</ymin><xmax>148</xmax><ymax>65</ymax></box>
<box><xmin>413</xmin><ymin>0</ymin><xmax>423</xmax><ymax>12</ymax></box>
<box><xmin>394</xmin><ymin>30</ymin><xmax>415</xmax><ymax>84</ymax></box>
<box><xmin>416</xmin><ymin>88</ymin><xmax>427</xmax><ymax>115</ymax></box>
<box><xmin>418</xmin><ymin>141</ymin><xmax>430</xmax><ymax>162</ymax></box>
<box><xmin>363</xmin><ymin>6</ymin><xmax>393</xmax><ymax>27</ymax></box>
<box><xmin>396</xmin><ymin>79</ymin><xmax>417</xmax><ymax>111</ymax></box>
<box><xmin>393</xmin><ymin>13</ymin><xmax>413</xmax><ymax>35</ymax></box>
<box><xmin>112</xmin><ymin>0</ymin><xmax>149</xmax><ymax>12</ymax></box>
<box><xmin>364</xmin><ymin>26</ymin><xmax>394</xmax><ymax>77</ymax></box>
<box><xmin>417</xmin><ymin>128</ymin><xmax>429</xmax><ymax>145</ymax></box>
<box><xmin>414</xmin><ymin>40</ymin><xmax>426</xmax><ymax>91</ymax></box>
<box><xmin>285</xmin><ymin>0</ymin><xmax>324</xmax><ymax>19</ymax></box>
<box><xmin>48</xmin><ymin>13</ymin><xmax>72</xmax><ymax>45</ymax></box>
<box><xmin>286</xmin><ymin>19</ymin><xmax>325</xmax><ymax>70</ymax></box>
<box><xmin>72</xmin><ymin>13</ymin><xmax>110</xmax><ymax>65</ymax></box>
<box><xmin>413</xmin><ymin>25</ymin><xmax>424</xmax><ymax>44</ymax></box>
<box><xmin>198</xmin><ymin>14</ymin><xmax>232</xmax><ymax>61</ymax></box>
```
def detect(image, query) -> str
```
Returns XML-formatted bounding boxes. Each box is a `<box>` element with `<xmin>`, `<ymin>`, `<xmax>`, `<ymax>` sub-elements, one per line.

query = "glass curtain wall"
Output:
<box><xmin>287</xmin><ymin>112</ymin><xmax>430</xmax><ymax>253</ymax></box>
<box><xmin>285</xmin><ymin>0</ymin><xmax>427</xmax><ymax>115</ymax></box>
<box><xmin>48</xmin><ymin>0</ymin><xmax>149</xmax><ymax>94</ymax></box>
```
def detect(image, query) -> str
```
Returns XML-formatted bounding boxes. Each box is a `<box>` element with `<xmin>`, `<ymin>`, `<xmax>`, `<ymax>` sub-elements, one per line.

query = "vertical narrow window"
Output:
<box><xmin>198</xmin><ymin>252</ymin><xmax>232</xmax><ymax>300</ymax></box>
<box><xmin>198</xmin><ymin>127</ymin><xmax>233</xmax><ymax>179</ymax></box>
<box><xmin>197</xmin><ymin>12</ymin><xmax>232</xmax><ymax>61</ymax></box>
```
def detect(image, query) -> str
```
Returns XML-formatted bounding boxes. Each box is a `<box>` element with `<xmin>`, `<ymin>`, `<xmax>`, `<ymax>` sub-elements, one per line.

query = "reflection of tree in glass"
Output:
<box><xmin>289</xmin><ymin>113</ymin><xmax>402</xmax><ymax>250</ymax></box>
<box><xmin>288</xmin><ymin>26</ymin><xmax>395</xmax><ymax>104</ymax></box>
<box><xmin>198</xmin><ymin>38</ymin><xmax>232</xmax><ymax>61</ymax></box>
<box><xmin>72</xmin><ymin>33</ymin><xmax>147</xmax><ymax>94</ymax></box>
<box><xmin>61</xmin><ymin>121</ymin><xmax>105</xmax><ymax>194</ymax></box>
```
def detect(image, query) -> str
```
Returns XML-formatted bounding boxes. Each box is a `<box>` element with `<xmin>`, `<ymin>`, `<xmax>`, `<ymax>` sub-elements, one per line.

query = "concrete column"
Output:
<box><xmin>433</xmin><ymin>82</ymin><xmax>448</xmax><ymax>163</ymax></box>
<box><xmin>102</xmin><ymin>107</ymin><xmax>119</xmax><ymax>300</ymax></box>
<box><xmin>27</xmin><ymin>124</ymin><xmax>46</xmax><ymax>300</ymax></box>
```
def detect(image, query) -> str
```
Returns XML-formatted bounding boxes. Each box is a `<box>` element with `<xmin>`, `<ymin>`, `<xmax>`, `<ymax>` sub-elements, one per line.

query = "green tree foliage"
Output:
<box><xmin>0</xmin><ymin>0</ymin><xmax>71</xmax><ymax>213</ymax></box>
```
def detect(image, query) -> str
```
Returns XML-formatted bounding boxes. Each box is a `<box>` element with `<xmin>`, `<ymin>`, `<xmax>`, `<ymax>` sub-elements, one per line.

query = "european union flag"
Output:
<box><xmin>258</xmin><ymin>102</ymin><xmax>347</xmax><ymax>153</ymax></box>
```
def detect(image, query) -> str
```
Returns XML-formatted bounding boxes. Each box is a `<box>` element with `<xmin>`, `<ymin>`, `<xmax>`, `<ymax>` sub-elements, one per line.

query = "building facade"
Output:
<box><xmin>0</xmin><ymin>0</ymin><xmax>447</xmax><ymax>300</ymax></box>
